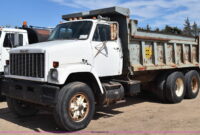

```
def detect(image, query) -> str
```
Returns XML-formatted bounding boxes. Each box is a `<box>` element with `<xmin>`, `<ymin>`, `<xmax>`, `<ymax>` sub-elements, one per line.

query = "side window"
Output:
<box><xmin>3</xmin><ymin>33</ymin><xmax>23</xmax><ymax>48</ymax></box>
<box><xmin>93</xmin><ymin>26</ymin><xmax>100</xmax><ymax>41</ymax></box>
<box><xmin>3</xmin><ymin>33</ymin><xmax>14</xmax><ymax>48</ymax></box>
<box><xmin>18</xmin><ymin>34</ymin><xmax>23</xmax><ymax>46</ymax></box>
<box><xmin>93</xmin><ymin>24</ymin><xmax>111</xmax><ymax>42</ymax></box>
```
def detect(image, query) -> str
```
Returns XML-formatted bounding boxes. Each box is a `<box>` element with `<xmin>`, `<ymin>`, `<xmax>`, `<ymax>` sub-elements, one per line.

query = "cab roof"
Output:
<box><xmin>0</xmin><ymin>28</ymin><xmax>27</xmax><ymax>33</ymax></box>
<box><xmin>61</xmin><ymin>19</ymin><xmax>115</xmax><ymax>25</ymax></box>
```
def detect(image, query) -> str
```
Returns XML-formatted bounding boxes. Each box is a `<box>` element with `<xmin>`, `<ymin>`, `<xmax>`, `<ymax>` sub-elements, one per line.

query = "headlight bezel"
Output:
<box><xmin>4</xmin><ymin>65</ymin><xmax>9</xmax><ymax>75</ymax></box>
<box><xmin>50</xmin><ymin>68</ymin><xmax>58</xmax><ymax>80</ymax></box>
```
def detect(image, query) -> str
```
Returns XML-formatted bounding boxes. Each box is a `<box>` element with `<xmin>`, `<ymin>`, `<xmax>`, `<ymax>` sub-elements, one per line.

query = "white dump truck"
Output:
<box><xmin>2</xmin><ymin>7</ymin><xmax>200</xmax><ymax>131</ymax></box>
<box><xmin>0</xmin><ymin>23</ymin><xmax>51</xmax><ymax>101</ymax></box>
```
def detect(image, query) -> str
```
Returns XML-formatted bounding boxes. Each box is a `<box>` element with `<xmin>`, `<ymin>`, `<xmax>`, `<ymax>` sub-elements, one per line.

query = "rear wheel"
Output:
<box><xmin>165</xmin><ymin>72</ymin><xmax>185</xmax><ymax>103</ymax></box>
<box><xmin>185</xmin><ymin>70</ymin><xmax>200</xmax><ymax>99</ymax></box>
<box><xmin>7</xmin><ymin>97</ymin><xmax>38</xmax><ymax>117</ymax></box>
<box><xmin>55</xmin><ymin>82</ymin><xmax>95</xmax><ymax>131</ymax></box>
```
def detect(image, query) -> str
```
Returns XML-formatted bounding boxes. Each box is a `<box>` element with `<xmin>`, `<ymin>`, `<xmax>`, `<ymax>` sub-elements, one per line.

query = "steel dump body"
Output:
<box><xmin>130</xmin><ymin>31</ymin><xmax>199</xmax><ymax>72</ymax></box>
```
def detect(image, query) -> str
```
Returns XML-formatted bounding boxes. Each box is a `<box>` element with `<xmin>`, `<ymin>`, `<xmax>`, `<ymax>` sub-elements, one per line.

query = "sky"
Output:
<box><xmin>0</xmin><ymin>0</ymin><xmax>200</xmax><ymax>29</ymax></box>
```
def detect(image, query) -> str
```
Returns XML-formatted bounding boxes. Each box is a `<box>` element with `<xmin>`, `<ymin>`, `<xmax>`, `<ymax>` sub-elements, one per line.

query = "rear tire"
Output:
<box><xmin>55</xmin><ymin>82</ymin><xmax>95</xmax><ymax>131</ymax></box>
<box><xmin>165</xmin><ymin>72</ymin><xmax>185</xmax><ymax>103</ymax></box>
<box><xmin>185</xmin><ymin>70</ymin><xmax>200</xmax><ymax>99</ymax></box>
<box><xmin>7</xmin><ymin>97</ymin><xmax>38</xmax><ymax>117</ymax></box>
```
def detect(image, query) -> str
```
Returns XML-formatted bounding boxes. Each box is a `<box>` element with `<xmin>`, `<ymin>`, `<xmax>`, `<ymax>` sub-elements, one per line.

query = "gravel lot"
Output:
<box><xmin>0</xmin><ymin>93</ymin><xmax>200</xmax><ymax>135</ymax></box>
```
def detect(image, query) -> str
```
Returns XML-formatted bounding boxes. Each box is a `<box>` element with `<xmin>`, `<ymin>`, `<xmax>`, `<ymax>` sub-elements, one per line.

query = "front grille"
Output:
<box><xmin>10</xmin><ymin>53</ymin><xmax>45</xmax><ymax>78</ymax></box>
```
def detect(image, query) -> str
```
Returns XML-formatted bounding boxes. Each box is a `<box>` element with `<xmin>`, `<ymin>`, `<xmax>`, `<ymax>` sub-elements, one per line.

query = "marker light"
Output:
<box><xmin>23</xmin><ymin>21</ymin><xmax>27</xmax><ymax>26</ymax></box>
<box><xmin>53</xmin><ymin>61</ymin><xmax>59</xmax><ymax>68</ymax></box>
<box><xmin>6</xmin><ymin>60</ymin><xmax>9</xmax><ymax>65</ymax></box>
<box><xmin>92</xmin><ymin>16</ymin><xmax>97</xmax><ymax>19</ymax></box>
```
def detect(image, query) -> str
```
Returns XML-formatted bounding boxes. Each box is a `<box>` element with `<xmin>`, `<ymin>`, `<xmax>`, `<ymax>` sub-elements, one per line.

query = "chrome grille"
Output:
<box><xmin>10</xmin><ymin>53</ymin><xmax>45</xmax><ymax>78</ymax></box>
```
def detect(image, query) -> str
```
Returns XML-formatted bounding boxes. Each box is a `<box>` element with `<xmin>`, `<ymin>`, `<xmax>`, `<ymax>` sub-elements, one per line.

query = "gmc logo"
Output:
<box><xmin>20</xmin><ymin>50</ymin><xmax>29</xmax><ymax>53</ymax></box>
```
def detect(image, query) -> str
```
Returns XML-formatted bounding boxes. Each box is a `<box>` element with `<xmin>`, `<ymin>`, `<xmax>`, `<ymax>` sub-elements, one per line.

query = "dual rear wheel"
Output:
<box><xmin>156</xmin><ymin>70</ymin><xmax>200</xmax><ymax>103</ymax></box>
<box><xmin>185</xmin><ymin>70</ymin><xmax>200</xmax><ymax>99</ymax></box>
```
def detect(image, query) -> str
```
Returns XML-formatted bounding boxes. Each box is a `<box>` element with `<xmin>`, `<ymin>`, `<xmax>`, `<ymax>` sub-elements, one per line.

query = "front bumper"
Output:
<box><xmin>2</xmin><ymin>78</ymin><xmax>60</xmax><ymax>106</ymax></box>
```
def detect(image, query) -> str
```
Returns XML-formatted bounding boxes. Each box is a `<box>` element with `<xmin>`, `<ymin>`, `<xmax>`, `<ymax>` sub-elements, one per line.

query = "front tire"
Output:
<box><xmin>55</xmin><ymin>82</ymin><xmax>95</xmax><ymax>131</ymax></box>
<box><xmin>185</xmin><ymin>70</ymin><xmax>200</xmax><ymax>99</ymax></box>
<box><xmin>165</xmin><ymin>72</ymin><xmax>185</xmax><ymax>103</ymax></box>
<box><xmin>7</xmin><ymin>97</ymin><xmax>38</xmax><ymax>117</ymax></box>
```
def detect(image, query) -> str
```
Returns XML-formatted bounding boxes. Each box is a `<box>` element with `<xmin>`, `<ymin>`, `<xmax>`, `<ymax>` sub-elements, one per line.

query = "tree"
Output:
<box><xmin>192</xmin><ymin>22</ymin><xmax>198</xmax><ymax>36</ymax></box>
<box><xmin>183</xmin><ymin>17</ymin><xmax>192</xmax><ymax>36</ymax></box>
<box><xmin>173</xmin><ymin>27</ymin><xmax>182</xmax><ymax>35</ymax></box>
<box><xmin>146</xmin><ymin>24</ymin><xmax>151</xmax><ymax>31</ymax></box>
<box><xmin>155</xmin><ymin>28</ymin><xmax>160</xmax><ymax>32</ymax></box>
<box><xmin>162</xmin><ymin>25</ymin><xmax>173</xmax><ymax>33</ymax></box>
<box><xmin>161</xmin><ymin>25</ymin><xmax>182</xmax><ymax>35</ymax></box>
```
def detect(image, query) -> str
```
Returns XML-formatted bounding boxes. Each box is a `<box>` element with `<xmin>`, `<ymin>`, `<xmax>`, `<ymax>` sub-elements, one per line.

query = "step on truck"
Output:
<box><xmin>2</xmin><ymin>7</ymin><xmax>200</xmax><ymax>130</ymax></box>
<box><xmin>0</xmin><ymin>22</ymin><xmax>52</xmax><ymax>101</ymax></box>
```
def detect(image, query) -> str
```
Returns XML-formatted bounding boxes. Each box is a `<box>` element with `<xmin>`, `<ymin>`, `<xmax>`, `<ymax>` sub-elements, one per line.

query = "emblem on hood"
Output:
<box><xmin>20</xmin><ymin>50</ymin><xmax>29</xmax><ymax>53</ymax></box>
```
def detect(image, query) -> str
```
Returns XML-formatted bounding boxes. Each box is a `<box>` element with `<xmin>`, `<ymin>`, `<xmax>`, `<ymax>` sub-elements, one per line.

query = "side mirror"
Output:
<box><xmin>110</xmin><ymin>23</ymin><xmax>118</xmax><ymax>40</ymax></box>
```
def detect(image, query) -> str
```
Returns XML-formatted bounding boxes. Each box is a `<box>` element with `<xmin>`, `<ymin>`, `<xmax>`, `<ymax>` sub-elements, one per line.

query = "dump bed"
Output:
<box><xmin>130</xmin><ymin>31</ymin><xmax>199</xmax><ymax>71</ymax></box>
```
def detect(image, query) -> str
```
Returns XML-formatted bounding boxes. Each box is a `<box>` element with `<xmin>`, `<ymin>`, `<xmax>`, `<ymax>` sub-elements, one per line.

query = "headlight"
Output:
<box><xmin>51</xmin><ymin>69</ymin><xmax>58</xmax><ymax>80</ymax></box>
<box><xmin>4</xmin><ymin>65</ymin><xmax>9</xmax><ymax>75</ymax></box>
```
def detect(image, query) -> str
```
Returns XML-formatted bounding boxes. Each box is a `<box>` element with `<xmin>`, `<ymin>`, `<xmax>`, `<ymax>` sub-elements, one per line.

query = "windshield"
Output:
<box><xmin>49</xmin><ymin>21</ymin><xmax>93</xmax><ymax>41</ymax></box>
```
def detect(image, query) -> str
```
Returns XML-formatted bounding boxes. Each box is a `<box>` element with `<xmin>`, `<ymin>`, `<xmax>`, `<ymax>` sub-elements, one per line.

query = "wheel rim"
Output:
<box><xmin>191</xmin><ymin>77</ymin><xmax>199</xmax><ymax>93</ymax></box>
<box><xmin>175</xmin><ymin>78</ymin><xmax>184</xmax><ymax>97</ymax></box>
<box><xmin>68</xmin><ymin>93</ymin><xmax>89</xmax><ymax>122</ymax></box>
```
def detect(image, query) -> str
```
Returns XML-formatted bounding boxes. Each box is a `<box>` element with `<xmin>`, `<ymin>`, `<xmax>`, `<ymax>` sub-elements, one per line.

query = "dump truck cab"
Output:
<box><xmin>47</xmin><ymin>18</ymin><xmax>123</xmax><ymax>79</ymax></box>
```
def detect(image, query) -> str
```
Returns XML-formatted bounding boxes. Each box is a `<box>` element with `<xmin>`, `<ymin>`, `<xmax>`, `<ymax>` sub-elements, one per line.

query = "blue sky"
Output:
<box><xmin>0</xmin><ymin>0</ymin><xmax>199</xmax><ymax>29</ymax></box>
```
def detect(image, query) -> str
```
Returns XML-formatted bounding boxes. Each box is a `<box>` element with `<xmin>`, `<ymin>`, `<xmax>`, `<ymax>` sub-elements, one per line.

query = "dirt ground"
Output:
<box><xmin>0</xmin><ymin>93</ymin><xmax>200</xmax><ymax>135</ymax></box>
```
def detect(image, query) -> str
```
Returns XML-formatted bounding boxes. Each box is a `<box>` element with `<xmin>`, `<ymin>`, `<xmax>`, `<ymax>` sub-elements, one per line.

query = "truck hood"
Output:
<box><xmin>10</xmin><ymin>39</ymin><xmax>93</xmax><ymax>68</ymax></box>
<box><xmin>10</xmin><ymin>40</ymin><xmax>87</xmax><ymax>53</ymax></box>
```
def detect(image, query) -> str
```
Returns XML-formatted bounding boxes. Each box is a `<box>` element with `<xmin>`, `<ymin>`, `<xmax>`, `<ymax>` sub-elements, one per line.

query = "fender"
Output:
<box><xmin>48</xmin><ymin>63</ymin><xmax>104</xmax><ymax>94</ymax></box>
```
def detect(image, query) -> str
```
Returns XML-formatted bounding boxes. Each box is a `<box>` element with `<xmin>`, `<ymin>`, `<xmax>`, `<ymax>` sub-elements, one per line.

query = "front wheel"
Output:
<box><xmin>55</xmin><ymin>82</ymin><xmax>95</xmax><ymax>131</ymax></box>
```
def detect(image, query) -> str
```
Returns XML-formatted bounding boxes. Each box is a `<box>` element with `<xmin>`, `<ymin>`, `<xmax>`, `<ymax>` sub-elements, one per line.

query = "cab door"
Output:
<box><xmin>91</xmin><ymin>23</ymin><xmax>123</xmax><ymax>77</ymax></box>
